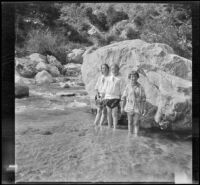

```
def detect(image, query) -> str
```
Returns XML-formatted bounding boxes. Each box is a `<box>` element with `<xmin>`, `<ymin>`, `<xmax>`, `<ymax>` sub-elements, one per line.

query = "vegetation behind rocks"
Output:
<box><xmin>15</xmin><ymin>2</ymin><xmax>192</xmax><ymax>62</ymax></box>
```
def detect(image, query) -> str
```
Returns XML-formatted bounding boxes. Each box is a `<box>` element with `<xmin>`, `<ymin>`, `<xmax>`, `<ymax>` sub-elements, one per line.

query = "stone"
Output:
<box><xmin>36</xmin><ymin>62</ymin><xmax>49</xmax><ymax>72</ymax></box>
<box><xmin>15</xmin><ymin>57</ymin><xmax>37</xmax><ymax>78</ymax></box>
<box><xmin>47</xmin><ymin>65</ymin><xmax>60</xmax><ymax>77</ymax></box>
<box><xmin>28</xmin><ymin>53</ymin><xmax>46</xmax><ymax>64</ymax></box>
<box><xmin>63</xmin><ymin>63</ymin><xmax>82</xmax><ymax>76</ymax></box>
<box><xmin>36</xmin><ymin>62</ymin><xmax>60</xmax><ymax>77</ymax></box>
<box><xmin>59</xmin><ymin>82</ymin><xmax>70</xmax><ymax>88</ymax></box>
<box><xmin>46</xmin><ymin>55</ymin><xmax>63</xmax><ymax>72</ymax></box>
<box><xmin>15</xmin><ymin>70</ymin><xmax>35</xmax><ymax>85</ymax></box>
<box><xmin>67</xmin><ymin>49</ymin><xmax>85</xmax><ymax>64</ymax></box>
<box><xmin>35</xmin><ymin>70</ymin><xmax>53</xmax><ymax>84</ymax></box>
<box><xmin>81</xmin><ymin>39</ymin><xmax>192</xmax><ymax>131</ymax></box>
<box><xmin>56</xmin><ymin>92</ymin><xmax>76</xmax><ymax>97</ymax></box>
<box><xmin>15</xmin><ymin>85</ymin><xmax>29</xmax><ymax>98</ymax></box>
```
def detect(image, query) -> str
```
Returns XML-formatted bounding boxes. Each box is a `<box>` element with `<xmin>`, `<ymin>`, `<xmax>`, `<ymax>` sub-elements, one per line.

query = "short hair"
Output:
<box><xmin>128</xmin><ymin>70</ymin><xmax>139</xmax><ymax>79</ymax></box>
<box><xmin>101</xmin><ymin>63</ymin><xmax>109</xmax><ymax>73</ymax></box>
<box><xmin>111</xmin><ymin>64</ymin><xmax>120</xmax><ymax>71</ymax></box>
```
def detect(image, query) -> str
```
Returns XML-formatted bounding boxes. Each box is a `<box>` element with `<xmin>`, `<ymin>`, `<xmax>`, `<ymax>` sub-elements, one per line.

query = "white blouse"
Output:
<box><xmin>102</xmin><ymin>75</ymin><xmax>124</xmax><ymax>99</ymax></box>
<box><xmin>94</xmin><ymin>75</ymin><xmax>109</xmax><ymax>95</ymax></box>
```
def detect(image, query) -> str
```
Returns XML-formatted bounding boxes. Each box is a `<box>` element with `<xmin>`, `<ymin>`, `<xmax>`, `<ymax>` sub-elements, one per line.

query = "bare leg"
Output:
<box><xmin>112</xmin><ymin>106</ymin><xmax>118</xmax><ymax>130</ymax></box>
<box><xmin>99</xmin><ymin>107</ymin><xmax>107</xmax><ymax>127</ymax></box>
<box><xmin>93</xmin><ymin>107</ymin><xmax>102</xmax><ymax>126</ymax></box>
<box><xmin>127</xmin><ymin>113</ymin><xmax>133</xmax><ymax>135</ymax></box>
<box><xmin>106</xmin><ymin>106</ymin><xmax>112</xmax><ymax>128</ymax></box>
<box><xmin>133</xmin><ymin>113</ymin><xmax>140</xmax><ymax>136</ymax></box>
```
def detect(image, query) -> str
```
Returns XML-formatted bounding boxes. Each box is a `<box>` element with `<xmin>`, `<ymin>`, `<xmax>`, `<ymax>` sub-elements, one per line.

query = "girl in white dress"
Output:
<box><xmin>121</xmin><ymin>70</ymin><xmax>146</xmax><ymax>136</ymax></box>
<box><xmin>101</xmin><ymin>64</ymin><xmax>124</xmax><ymax>130</ymax></box>
<box><xmin>94</xmin><ymin>64</ymin><xmax>109</xmax><ymax>127</ymax></box>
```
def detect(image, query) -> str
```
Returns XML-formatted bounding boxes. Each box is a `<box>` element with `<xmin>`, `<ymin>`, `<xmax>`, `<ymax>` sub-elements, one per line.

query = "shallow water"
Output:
<box><xmin>15</xmin><ymin>83</ymin><xmax>192</xmax><ymax>183</ymax></box>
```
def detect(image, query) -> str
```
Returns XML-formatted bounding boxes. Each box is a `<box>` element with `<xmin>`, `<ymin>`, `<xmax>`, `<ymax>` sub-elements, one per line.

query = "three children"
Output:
<box><xmin>94</xmin><ymin>64</ymin><xmax>146</xmax><ymax>136</ymax></box>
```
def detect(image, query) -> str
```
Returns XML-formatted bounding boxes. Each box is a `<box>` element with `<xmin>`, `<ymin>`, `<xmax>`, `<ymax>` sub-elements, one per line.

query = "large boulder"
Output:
<box><xmin>35</xmin><ymin>70</ymin><xmax>53</xmax><ymax>84</ymax></box>
<box><xmin>81</xmin><ymin>39</ymin><xmax>192</xmax><ymax>131</ymax></box>
<box><xmin>15</xmin><ymin>85</ymin><xmax>29</xmax><ymax>98</ymax></box>
<box><xmin>63</xmin><ymin>63</ymin><xmax>82</xmax><ymax>77</ymax></box>
<box><xmin>15</xmin><ymin>57</ymin><xmax>38</xmax><ymax>78</ymax></box>
<box><xmin>67</xmin><ymin>49</ymin><xmax>85</xmax><ymax>64</ymax></box>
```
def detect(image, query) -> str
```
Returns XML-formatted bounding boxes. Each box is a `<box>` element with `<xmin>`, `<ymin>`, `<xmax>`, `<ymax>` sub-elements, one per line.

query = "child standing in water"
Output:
<box><xmin>94</xmin><ymin>64</ymin><xmax>110</xmax><ymax>127</ymax></box>
<box><xmin>102</xmin><ymin>64</ymin><xmax>124</xmax><ymax>130</ymax></box>
<box><xmin>121</xmin><ymin>70</ymin><xmax>146</xmax><ymax>136</ymax></box>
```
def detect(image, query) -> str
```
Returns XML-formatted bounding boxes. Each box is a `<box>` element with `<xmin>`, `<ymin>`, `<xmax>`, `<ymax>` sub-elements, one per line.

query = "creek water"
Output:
<box><xmin>15</xmin><ymin>83</ymin><xmax>192</xmax><ymax>183</ymax></box>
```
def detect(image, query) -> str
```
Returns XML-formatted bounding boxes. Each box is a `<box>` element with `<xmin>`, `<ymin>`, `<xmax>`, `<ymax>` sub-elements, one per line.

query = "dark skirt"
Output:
<box><xmin>104</xmin><ymin>99</ymin><xmax>121</xmax><ymax>109</ymax></box>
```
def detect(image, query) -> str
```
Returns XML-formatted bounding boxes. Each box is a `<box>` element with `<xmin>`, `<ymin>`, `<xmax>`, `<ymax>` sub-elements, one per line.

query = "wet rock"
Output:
<box><xmin>35</xmin><ymin>70</ymin><xmax>53</xmax><ymax>84</ymax></box>
<box><xmin>82</xmin><ymin>39</ymin><xmax>192</xmax><ymax>131</ymax></box>
<box><xmin>56</xmin><ymin>92</ymin><xmax>76</xmax><ymax>97</ymax></box>
<box><xmin>15</xmin><ymin>85</ymin><xmax>29</xmax><ymax>98</ymax></box>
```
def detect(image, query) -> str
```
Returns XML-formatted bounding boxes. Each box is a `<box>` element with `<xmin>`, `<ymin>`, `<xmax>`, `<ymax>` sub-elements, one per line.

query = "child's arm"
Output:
<box><xmin>121</xmin><ymin>85</ymin><xmax>128</xmax><ymax>114</ymax></box>
<box><xmin>140</xmin><ymin>86</ymin><xmax>146</xmax><ymax>115</ymax></box>
<box><xmin>121</xmin><ymin>97</ymin><xmax>126</xmax><ymax>114</ymax></box>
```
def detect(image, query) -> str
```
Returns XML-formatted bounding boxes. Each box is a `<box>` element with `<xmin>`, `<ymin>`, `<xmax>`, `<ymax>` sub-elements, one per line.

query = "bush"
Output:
<box><xmin>106</xmin><ymin>5</ymin><xmax>129</xmax><ymax>27</ymax></box>
<box><xmin>25</xmin><ymin>30</ymin><xmax>65</xmax><ymax>64</ymax></box>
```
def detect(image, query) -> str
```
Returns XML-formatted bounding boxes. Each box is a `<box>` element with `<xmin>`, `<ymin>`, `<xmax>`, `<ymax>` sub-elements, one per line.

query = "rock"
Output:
<box><xmin>15</xmin><ymin>57</ymin><xmax>37</xmax><ymax>78</ymax></box>
<box><xmin>56</xmin><ymin>92</ymin><xmax>76</xmax><ymax>97</ymax></box>
<box><xmin>82</xmin><ymin>39</ymin><xmax>192</xmax><ymax>131</ymax></box>
<box><xmin>35</xmin><ymin>70</ymin><xmax>53</xmax><ymax>84</ymax></box>
<box><xmin>63</xmin><ymin>63</ymin><xmax>82</xmax><ymax>76</ymax></box>
<box><xmin>46</xmin><ymin>55</ymin><xmax>63</xmax><ymax>72</ymax></box>
<box><xmin>15</xmin><ymin>85</ymin><xmax>29</xmax><ymax>98</ymax></box>
<box><xmin>67</xmin><ymin>49</ymin><xmax>85</xmax><ymax>64</ymax></box>
<box><xmin>47</xmin><ymin>65</ymin><xmax>60</xmax><ymax>77</ymax></box>
<box><xmin>88</xmin><ymin>25</ymin><xmax>101</xmax><ymax>36</ymax></box>
<box><xmin>28</xmin><ymin>53</ymin><xmax>46</xmax><ymax>64</ymax></box>
<box><xmin>36</xmin><ymin>62</ymin><xmax>60</xmax><ymax>77</ymax></box>
<box><xmin>15</xmin><ymin>71</ymin><xmax>35</xmax><ymax>85</ymax></box>
<box><xmin>59</xmin><ymin>82</ymin><xmax>70</xmax><ymax>88</ymax></box>
<box><xmin>76</xmin><ymin>82</ymin><xmax>85</xmax><ymax>87</ymax></box>
<box><xmin>36</xmin><ymin>62</ymin><xmax>49</xmax><ymax>72</ymax></box>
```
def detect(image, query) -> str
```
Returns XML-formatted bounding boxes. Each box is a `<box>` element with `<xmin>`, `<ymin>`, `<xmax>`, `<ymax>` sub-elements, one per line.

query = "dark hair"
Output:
<box><xmin>101</xmin><ymin>63</ymin><xmax>109</xmax><ymax>73</ymax></box>
<box><xmin>128</xmin><ymin>70</ymin><xmax>139</xmax><ymax>79</ymax></box>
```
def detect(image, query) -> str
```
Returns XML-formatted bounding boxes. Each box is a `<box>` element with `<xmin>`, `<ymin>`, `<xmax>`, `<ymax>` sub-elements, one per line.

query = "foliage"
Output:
<box><xmin>106</xmin><ymin>5</ymin><xmax>129</xmax><ymax>27</ymax></box>
<box><xmin>25</xmin><ymin>29</ymin><xmax>65</xmax><ymax>64</ymax></box>
<box><xmin>15</xmin><ymin>2</ymin><xmax>192</xmax><ymax>60</ymax></box>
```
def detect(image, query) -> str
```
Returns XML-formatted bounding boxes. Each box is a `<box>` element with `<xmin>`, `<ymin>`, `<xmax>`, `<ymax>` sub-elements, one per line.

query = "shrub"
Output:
<box><xmin>106</xmin><ymin>5</ymin><xmax>129</xmax><ymax>27</ymax></box>
<box><xmin>25</xmin><ymin>29</ymin><xmax>66</xmax><ymax>64</ymax></box>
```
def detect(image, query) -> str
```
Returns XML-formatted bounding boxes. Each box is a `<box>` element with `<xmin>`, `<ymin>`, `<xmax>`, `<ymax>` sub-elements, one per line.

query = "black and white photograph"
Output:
<box><xmin>2</xmin><ymin>1</ymin><xmax>199</xmax><ymax>184</ymax></box>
